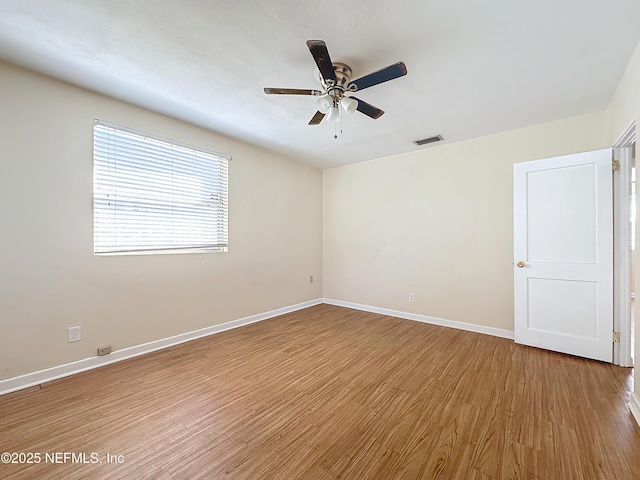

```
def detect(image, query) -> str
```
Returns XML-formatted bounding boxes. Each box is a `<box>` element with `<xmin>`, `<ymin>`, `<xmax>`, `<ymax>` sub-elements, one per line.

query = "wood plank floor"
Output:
<box><xmin>1</xmin><ymin>304</ymin><xmax>639</xmax><ymax>479</ymax></box>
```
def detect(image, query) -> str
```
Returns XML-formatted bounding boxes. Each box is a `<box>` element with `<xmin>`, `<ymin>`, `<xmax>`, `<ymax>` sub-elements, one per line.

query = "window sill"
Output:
<box><xmin>94</xmin><ymin>247</ymin><xmax>228</xmax><ymax>257</ymax></box>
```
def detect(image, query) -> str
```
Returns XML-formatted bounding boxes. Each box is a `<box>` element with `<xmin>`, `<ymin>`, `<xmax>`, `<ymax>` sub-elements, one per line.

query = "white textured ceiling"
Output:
<box><xmin>0</xmin><ymin>1</ymin><xmax>639</xmax><ymax>169</ymax></box>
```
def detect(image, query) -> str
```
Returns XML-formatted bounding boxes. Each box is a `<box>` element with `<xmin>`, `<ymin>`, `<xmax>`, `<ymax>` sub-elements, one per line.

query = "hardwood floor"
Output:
<box><xmin>1</xmin><ymin>304</ymin><xmax>639</xmax><ymax>479</ymax></box>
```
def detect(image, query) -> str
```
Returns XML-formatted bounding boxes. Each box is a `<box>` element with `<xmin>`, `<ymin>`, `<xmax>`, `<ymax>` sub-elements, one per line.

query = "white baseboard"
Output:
<box><xmin>630</xmin><ymin>393</ymin><xmax>640</xmax><ymax>429</ymax></box>
<box><xmin>0</xmin><ymin>298</ymin><xmax>323</xmax><ymax>396</ymax></box>
<box><xmin>323</xmin><ymin>298</ymin><xmax>514</xmax><ymax>340</ymax></box>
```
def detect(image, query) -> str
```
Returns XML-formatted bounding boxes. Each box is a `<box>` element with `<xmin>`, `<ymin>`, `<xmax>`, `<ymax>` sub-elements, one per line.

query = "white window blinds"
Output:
<box><xmin>93</xmin><ymin>121</ymin><xmax>229</xmax><ymax>255</ymax></box>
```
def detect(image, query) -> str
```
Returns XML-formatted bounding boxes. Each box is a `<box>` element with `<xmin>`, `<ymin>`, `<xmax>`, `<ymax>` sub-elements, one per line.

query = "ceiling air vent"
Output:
<box><xmin>413</xmin><ymin>135</ymin><xmax>443</xmax><ymax>146</ymax></box>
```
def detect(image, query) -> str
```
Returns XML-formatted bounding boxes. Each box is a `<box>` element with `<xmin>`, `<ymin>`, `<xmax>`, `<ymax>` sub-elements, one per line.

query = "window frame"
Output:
<box><xmin>93</xmin><ymin>120</ymin><xmax>230</xmax><ymax>256</ymax></box>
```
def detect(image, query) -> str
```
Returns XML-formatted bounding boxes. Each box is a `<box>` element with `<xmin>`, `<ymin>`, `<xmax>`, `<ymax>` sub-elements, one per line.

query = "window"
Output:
<box><xmin>93</xmin><ymin>120</ymin><xmax>229</xmax><ymax>255</ymax></box>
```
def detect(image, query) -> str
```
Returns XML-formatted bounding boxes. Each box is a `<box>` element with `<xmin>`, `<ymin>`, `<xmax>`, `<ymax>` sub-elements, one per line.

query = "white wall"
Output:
<box><xmin>323</xmin><ymin>111</ymin><xmax>608</xmax><ymax>331</ymax></box>
<box><xmin>606</xmin><ymin>41</ymin><xmax>640</xmax><ymax>419</ymax></box>
<box><xmin>0</xmin><ymin>61</ymin><xmax>323</xmax><ymax>381</ymax></box>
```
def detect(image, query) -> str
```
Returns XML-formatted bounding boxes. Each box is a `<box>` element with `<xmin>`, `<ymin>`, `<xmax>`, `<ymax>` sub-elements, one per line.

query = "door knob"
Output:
<box><xmin>516</xmin><ymin>261</ymin><xmax>525</xmax><ymax>268</ymax></box>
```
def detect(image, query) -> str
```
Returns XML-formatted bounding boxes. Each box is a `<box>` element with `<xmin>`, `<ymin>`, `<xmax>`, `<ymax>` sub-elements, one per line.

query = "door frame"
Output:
<box><xmin>613</xmin><ymin>121</ymin><xmax>636</xmax><ymax>367</ymax></box>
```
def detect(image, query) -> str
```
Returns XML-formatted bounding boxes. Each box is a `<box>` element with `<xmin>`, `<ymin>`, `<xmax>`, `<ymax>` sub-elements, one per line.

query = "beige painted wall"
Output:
<box><xmin>3</xmin><ymin>36</ymin><xmax>638</xmax><ymax>395</ymax></box>
<box><xmin>605</xmin><ymin>41</ymin><xmax>640</xmax><ymax>406</ymax></box>
<box><xmin>0</xmin><ymin>61</ymin><xmax>323</xmax><ymax>380</ymax></box>
<box><xmin>323</xmin><ymin>111</ymin><xmax>608</xmax><ymax>331</ymax></box>
<box><xmin>607</xmin><ymin>42</ymin><xmax>640</xmax><ymax>145</ymax></box>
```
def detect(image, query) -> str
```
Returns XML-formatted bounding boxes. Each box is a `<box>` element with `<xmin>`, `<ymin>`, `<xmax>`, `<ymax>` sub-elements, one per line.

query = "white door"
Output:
<box><xmin>513</xmin><ymin>149</ymin><xmax>613</xmax><ymax>362</ymax></box>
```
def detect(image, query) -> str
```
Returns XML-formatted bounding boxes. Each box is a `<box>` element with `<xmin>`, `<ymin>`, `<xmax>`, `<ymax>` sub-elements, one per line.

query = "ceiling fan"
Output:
<box><xmin>264</xmin><ymin>40</ymin><xmax>407</xmax><ymax>131</ymax></box>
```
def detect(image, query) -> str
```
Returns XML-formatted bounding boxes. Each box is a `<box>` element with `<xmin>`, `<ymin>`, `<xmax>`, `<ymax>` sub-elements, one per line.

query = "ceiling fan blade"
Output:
<box><xmin>308</xmin><ymin>111</ymin><xmax>326</xmax><ymax>125</ymax></box>
<box><xmin>264</xmin><ymin>88</ymin><xmax>322</xmax><ymax>95</ymax></box>
<box><xmin>348</xmin><ymin>61</ymin><xmax>407</xmax><ymax>92</ymax></box>
<box><xmin>351</xmin><ymin>97</ymin><xmax>385</xmax><ymax>119</ymax></box>
<box><xmin>306</xmin><ymin>40</ymin><xmax>337</xmax><ymax>83</ymax></box>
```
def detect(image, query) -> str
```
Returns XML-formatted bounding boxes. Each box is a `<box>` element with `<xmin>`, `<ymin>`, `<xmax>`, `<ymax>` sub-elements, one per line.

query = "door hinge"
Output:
<box><xmin>612</xmin><ymin>159</ymin><xmax>620</xmax><ymax>171</ymax></box>
<box><xmin>613</xmin><ymin>331</ymin><xmax>620</xmax><ymax>343</ymax></box>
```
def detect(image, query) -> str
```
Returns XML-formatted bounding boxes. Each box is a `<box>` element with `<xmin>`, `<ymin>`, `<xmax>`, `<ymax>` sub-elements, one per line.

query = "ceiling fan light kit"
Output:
<box><xmin>264</xmin><ymin>40</ymin><xmax>407</xmax><ymax>138</ymax></box>
<box><xmin>340</xmin><ymin>96</ymin><xmax>358</xmax><ymax>114</ymax></box>
<box><xmin>317</xmin><ymin>95</ymin><xmax>332</xmax><ymax>114</ymax></box>
<box><xmin>326</xmin><ymin>105</ymin><xmax>341</xmax><ymax>123</ymax></box>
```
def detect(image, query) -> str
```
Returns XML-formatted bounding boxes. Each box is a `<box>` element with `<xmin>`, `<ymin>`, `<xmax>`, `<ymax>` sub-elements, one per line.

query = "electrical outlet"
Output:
<box><xmin>409</xmin><ymin>293</ymin><xmax>415</xmax><ymax>303</ymax></box>
<box><xmin>68</xmin><ymin>326</ymin><xmax>81</xmax><ymax>343</ymax></box>
<box><xmin>309</xmin><ymin>275</ymin><xmax>314</xmax><ymax>283</ymax></box>
<box><xmin>97</xmin><ymin>345</ymin><xmax>112</xmax><ymax>356</ymax></box>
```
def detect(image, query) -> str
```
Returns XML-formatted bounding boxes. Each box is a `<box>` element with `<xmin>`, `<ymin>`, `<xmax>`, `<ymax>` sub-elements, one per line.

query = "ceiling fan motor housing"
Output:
<box><xmin>331</xmin><ymin>63</ymin><xmax>352</xmax><ymax>88</ymax></box>
<box><xmin>321</xmin><ymin>62</ymin><xmax>355</xmax><ymax>100</ymax></box>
